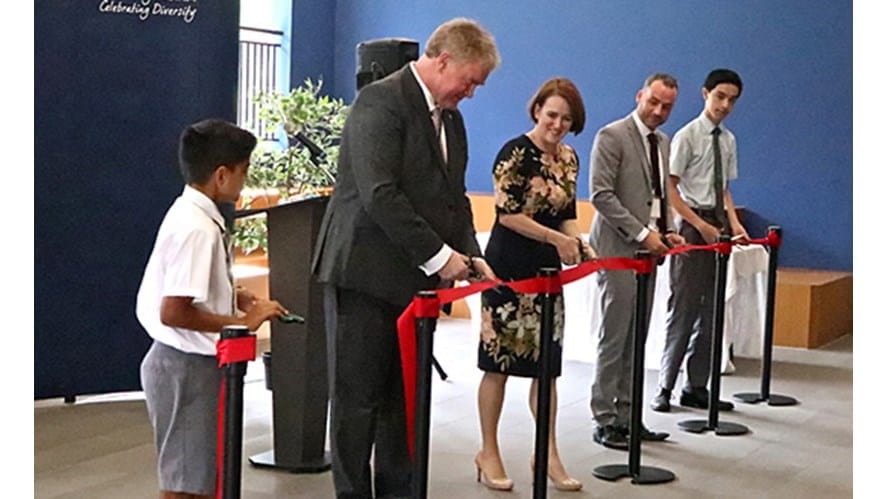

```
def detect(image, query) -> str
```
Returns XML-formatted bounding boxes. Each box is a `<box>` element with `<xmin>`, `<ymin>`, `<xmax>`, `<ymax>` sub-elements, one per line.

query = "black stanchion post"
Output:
<box><xmin>679</xmin><ymin>236</ymin><xmax>749</xmax><ymax>436</ymax></box>
<box><xmin>593</xmin><ymin>251</ymin><xmax>675</xmax><ymax>485</ymax></box>
<box><xmin>412</xmin><ymin>291</ymin><xmax>438</xmax><ymax>499</ymax></box>
<box><xmin>627</xmin><ymin>260</ymin><xmax>644</xmax><ymax>476</ymax></box>
<box><xmin>532</xmin><ymin>268</ymin><xmax>559</xmax><ymax>499</ymax></box>
<box><xmin>220</xmin><ymin>325</ymin><xmax>253</xmax><ymax>499</ymax></box>
<box><xmin>734</xmin><ymin>226</ymin><xmax>799</xmax><ymax>406</ymax></box>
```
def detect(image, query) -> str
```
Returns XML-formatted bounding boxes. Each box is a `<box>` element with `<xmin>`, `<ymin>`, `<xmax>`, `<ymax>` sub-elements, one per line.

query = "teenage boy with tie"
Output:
<box><xmin>651</xmin><ymin>69</ymin><xmax>749</xmax><ymax>413</ymax></box>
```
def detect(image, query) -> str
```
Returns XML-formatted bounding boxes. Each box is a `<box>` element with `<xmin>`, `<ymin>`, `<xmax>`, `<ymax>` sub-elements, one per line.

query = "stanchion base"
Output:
<box><xmin>249</xmin><ymin>450</ymin><xmax>331</xmax><ymax>473</ymax></box>
<box><xmin>593</xmin><ymin>464</ymin><xmax>675</xmax><ymax>484</ymax></box>
<box><xmin>733</xmin><ymin>392</ymin><xmax>799</xmax><ymax>406</ymax></box>
<box><xmin>733</xmin><ymin>392</ymin><xmax>765</xmax><ymax>404</ymax></box>
<box><xmin>766</xmin><ymin>394</ymin><xmax>799</xmax><ymax>406</ymax></box>
<box><xmin>678</xmin><ymin>419</ymin><xmax>749</xmax><ymax>436</ymax></box>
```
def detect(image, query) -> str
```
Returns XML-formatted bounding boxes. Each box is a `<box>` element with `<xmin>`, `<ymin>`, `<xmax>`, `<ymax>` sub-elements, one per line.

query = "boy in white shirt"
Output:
<box><xmin>136</xmin><ymin>119</ymin><xmax>286</xmax><ymax>499</ymax></box>
<box><xmin>652</xmin><ymin>69</ymin><xmax>748</xmax><ymax>413</ymax></box>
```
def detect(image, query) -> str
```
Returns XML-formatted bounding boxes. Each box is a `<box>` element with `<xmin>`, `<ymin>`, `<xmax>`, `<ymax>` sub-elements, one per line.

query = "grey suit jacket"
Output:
<box><xmin>312</xmin><ymin>66</ymin><xmax>481</xmax><ymax>306</ymax></box>
<box><xmin>589</xmin><ymin>114</ymin><xmax>673</xmax><ymax>258</ymax></box>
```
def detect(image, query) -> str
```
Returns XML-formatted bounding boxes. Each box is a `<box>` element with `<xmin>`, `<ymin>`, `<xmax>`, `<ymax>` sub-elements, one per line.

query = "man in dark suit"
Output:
<box><xmin>588</xmin><ymin>74</ymin><xmax>685</xmax><ymax>450</ymax></box>
<box><xmin>313</xmin><ymin>18</ymin><xmax>499</xmax><ymax>498</ymax></box>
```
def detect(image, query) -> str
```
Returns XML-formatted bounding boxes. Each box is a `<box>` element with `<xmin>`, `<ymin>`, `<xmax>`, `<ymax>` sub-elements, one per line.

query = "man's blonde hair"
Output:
<box><xmin>424</xmin><ymin>18</ymin><xmax>500</xmax><ymax>72</ymax></box>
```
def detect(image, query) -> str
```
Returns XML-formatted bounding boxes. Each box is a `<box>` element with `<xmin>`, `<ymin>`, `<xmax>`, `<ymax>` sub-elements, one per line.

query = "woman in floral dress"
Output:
<box><xmin>474</xmin><ymin>78</ymin><xmax>593</xmax><ymax>492</ymax></box>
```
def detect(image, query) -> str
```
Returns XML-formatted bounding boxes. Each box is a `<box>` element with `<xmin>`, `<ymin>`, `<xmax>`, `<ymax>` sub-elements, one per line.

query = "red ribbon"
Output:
<box><xmin>397</xmin><ymin>282</ymin><xmax>497</xmax><ymax>456</ymax></box>
<box><xmin>396</xmin><ymin>255</ymin><xmax>656</xmax><ymax>457</ymax></box>
<box><xmin>662</xmin><ymin>241</ymin><xmax>732</xmax><ymax>257</ymax></box>
<box><xmin>508</xmin><ymin>274</ymin><xmax>563</xmax><ymax>294</ymax></box>
<box><xmin>214</xmin><ymin>335</ymin><xmax>256</xmax><ymax>499</ymax></box>
<box><xmin>766</xmin><ymin>230</ymin><xmax>782</xmax><ymax>248</ymax></box>
<box><xmin>396</xmin><ymin>232</ymin><xmax>782</xmax><ymax>457</ymax></box>
<box><xmin>216</xmin><ymin>336</ymin><xmax>257</xmax><ymax>367</ymax></box>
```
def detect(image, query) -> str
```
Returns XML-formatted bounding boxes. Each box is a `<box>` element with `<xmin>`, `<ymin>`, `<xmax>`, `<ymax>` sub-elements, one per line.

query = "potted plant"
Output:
<box><xmin>233</xmin><ymin>79</ymin><xmax>349</xmax><ymax>254</ymax></box>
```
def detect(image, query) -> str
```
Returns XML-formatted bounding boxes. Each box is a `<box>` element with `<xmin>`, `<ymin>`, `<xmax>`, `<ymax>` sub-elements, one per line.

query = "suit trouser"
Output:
<box><xmin>590</xmin><ymin>265</ymin><xmax>656</xmax><ymax>428</ymax></box>
<box><xmin>324</xmin><ymin>285</ymin><xmax>411</xmax><ymax>499</ymax></box>
<box><xmin>658</xmin><ymin>219</ymin><xmax>719</xmax><ymax>392</ymax></box>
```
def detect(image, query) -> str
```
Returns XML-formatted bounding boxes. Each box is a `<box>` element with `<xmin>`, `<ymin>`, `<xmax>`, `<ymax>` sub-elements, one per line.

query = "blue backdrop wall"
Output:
<box><xmin>290</xmin><ymin>0</ymin><xmax>336</xmax><ymax>88</ymax></box>
<box><xmin>304</xmin><ymin>0</ymin><xmax>852</xmax><ymax>271</ymax></box>
<box><xmin>35</xmin><ymin>1</ymin><xmax>241</xmax><ymax>398</ymax></box>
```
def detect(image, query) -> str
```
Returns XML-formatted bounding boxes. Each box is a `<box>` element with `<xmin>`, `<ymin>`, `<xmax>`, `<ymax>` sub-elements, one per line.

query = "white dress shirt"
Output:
<box><xmin>630</xmin><ymin>111</ymin><xmax>668</xmax><ymax>242</ymax></box>
<box><xmin>669</xmin><ymin>112</ymin><xmax>739</xmax><ymax>208</ymax></box>
<box><xmin>136</xmin><ymin>186</ymin><xmax>233</xmax><ymax>356</ymax></box>
<box><xmin>408</xmin><ymin>62</ymin><xmax>457</xmax><ymax>276</ymax></box>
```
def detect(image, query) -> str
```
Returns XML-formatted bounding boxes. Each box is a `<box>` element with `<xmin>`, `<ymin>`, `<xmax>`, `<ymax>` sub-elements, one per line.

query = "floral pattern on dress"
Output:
<box><xmin>493</xmin><ymin>143</ymin><xmax>578</xmax><ymax>216</ymax></box>
<box><xmin>480</xmin><ymin>135</ymin><xmax>577</xmax><ymax>376</ymax></box>
<box><xmin>480</xmin><ymin>294</ymin><xmax>565</xmax><ymax>372</ymax></box>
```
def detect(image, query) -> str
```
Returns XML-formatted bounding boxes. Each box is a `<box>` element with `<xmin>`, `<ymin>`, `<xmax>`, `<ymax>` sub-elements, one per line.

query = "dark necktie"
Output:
<box><xmin>647</xmin><ymin>133</ymin><xmax>668</xmax><ymax>233</ymax></box>
<box><xmin>712</xmin><ymin>127</ymin><xmax>727</xmax><ymax>229</ymax></box>
<box><xmin>431</xmin><ymin>106</ymin><xmax>447</xmax><ymax>163</ymax></box>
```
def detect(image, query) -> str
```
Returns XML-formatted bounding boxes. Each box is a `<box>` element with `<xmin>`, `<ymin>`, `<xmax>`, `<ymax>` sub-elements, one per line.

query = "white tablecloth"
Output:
<box><xmin>466</xmin><ymin>234</ymin><xmax>768</xmax><ymax>373</ymax></box>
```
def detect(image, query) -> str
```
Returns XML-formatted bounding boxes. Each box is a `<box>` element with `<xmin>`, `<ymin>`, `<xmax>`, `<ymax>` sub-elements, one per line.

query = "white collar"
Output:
<box><xmin>409</xmin><ymin>61</ymin><xmax>437</xmax><ymax>113</ymax></box>
<box><xmin>699</xmin><ymin>112</ymin><xmax>723</xmax><ymax>134</ymax></box>
<box><xmin>631</xmin><ymin>110</ymin><xmax>655</xmax><ymax>138</ymax></box>
<box><xmin>182</xmin><ymin>185</ymin><xmax>225</xmax><ymax>230</ymax></box>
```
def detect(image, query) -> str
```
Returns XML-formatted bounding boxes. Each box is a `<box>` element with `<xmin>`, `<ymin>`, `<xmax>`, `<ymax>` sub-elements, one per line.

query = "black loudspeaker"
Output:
<box><xmin>356</xmin><ymin>38</ymin><xmax>420</xmax><ymax>90</ymax></box>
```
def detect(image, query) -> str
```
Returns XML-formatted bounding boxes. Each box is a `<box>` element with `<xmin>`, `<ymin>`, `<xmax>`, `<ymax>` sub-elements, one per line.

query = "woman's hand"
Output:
<box><xmin>579</xmin><ymin>239</ymin><xmax>596</xmax><ymax>260</ymax></box>
<box><xmin>549</xmin><ymin>231</ymin><xmax>581</xmax><ymax>265</ymax></box>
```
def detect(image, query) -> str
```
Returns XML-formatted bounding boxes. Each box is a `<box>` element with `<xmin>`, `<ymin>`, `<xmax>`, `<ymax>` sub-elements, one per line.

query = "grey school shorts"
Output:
<box><xmin>140</xmin><ymin>340</ymin><xmax>221</xmax><ymax>495</ymax></box>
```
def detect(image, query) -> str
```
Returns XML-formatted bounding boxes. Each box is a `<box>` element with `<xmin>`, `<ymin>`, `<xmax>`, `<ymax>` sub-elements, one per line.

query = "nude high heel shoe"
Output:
<box><xmin>531</xmin><ymin>457</ymin><xmax>583</xmax><ymax>492</ymax></box>
<box><xmin>474</xmin><ymin>455</ymin><xmax>514</xmax><ymax>491</ymax></box>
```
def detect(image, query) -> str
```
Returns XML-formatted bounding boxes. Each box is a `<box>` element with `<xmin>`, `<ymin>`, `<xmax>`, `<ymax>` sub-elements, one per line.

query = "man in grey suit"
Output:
<box><xmin>313</xmin><ymin>18</ymin><xmax>499</xmax><ymax>498</ymax></box>
<box><xmin>588</xmin><ymin>74</ymin><xmax>685</xmax><ymax>450</ymax></box>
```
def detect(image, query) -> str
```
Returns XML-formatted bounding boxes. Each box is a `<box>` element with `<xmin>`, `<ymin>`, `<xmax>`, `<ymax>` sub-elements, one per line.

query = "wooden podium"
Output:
<box><xmin>247</xmin><ymin>196</ymin><xmax>332</xmax><ymax>472</ymax></box>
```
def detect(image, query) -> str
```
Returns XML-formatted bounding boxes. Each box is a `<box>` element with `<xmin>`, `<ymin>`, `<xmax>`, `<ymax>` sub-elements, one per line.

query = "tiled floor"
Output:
<box><xmin>34</xmin><ymin>320</ymin><xmax>852</xmax><ymax>498</ymax></box>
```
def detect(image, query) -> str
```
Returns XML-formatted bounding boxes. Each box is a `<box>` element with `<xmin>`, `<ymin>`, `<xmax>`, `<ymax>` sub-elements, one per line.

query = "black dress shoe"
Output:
<box><xmin>680</xmin><ymin>388</ymin><xmax>735</xmax><ymax>411</ymax></box>
<box><xmin>650</xmin><ymin>389</ymin><xmax>671</xmax><ymax>412</ymax></box>
<box><xmin>616</xmin><ymin>424</ymin><xmax>670</xmax><ymax>441</ymax></box>
<box><xmin>637</xmin><ymin>424</ymin><xmax>670</xmax><ymax>441</ymax></box>
<box><xmin>616</xmin><ymin>424</ymin><xmax>670</xmax><ymax>442</ymax></box>
<box><xmin>593</xmin><ymin>425</ymin><xmax>629</xmax><ymax>450</ymax></box>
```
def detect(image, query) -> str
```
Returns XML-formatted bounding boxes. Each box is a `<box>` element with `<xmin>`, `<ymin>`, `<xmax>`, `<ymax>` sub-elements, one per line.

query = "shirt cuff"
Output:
<box><xmin>635</xmin><ymin>227</ymin><xmax>650</xmax><ymax>243</ymax></box>
<box><xmin>420</xmin><ymin>244</ymin><xmax>452</xmax><ymax>276</ymax></box>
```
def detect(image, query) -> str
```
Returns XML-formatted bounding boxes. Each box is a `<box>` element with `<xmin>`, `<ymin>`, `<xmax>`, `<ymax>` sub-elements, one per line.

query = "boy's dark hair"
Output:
<box><xmin>178</xmin><ymin>119</ymin><xmax>257</xmax><ymax>184</ymax></box>
<box><xmin>704</xmin><ymin>69</ymin><xmax>743</xmax><ymax>96</ymax></box>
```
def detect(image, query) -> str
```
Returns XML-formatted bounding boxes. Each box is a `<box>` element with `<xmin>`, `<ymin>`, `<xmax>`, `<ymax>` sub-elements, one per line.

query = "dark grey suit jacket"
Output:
<box><xmin>589</xmin><ymin>114</ymin><xmax>674</xmax><ymax>258</ymax></box>
<box><xmin>312</xmin><ymin>66</ymin><xmax>481</xmax><ymax>306</ymax></box>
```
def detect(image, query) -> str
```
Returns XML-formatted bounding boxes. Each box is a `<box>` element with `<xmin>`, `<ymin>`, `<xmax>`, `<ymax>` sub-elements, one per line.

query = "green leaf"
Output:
<box><xmin>232</xmin><ymin>79</ymin><xmax>349</xmax><ymax>253</ymax></box>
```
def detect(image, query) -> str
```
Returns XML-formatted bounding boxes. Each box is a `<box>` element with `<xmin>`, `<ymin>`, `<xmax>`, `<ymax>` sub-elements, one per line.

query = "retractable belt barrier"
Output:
<box><xmin>207</xmin><ymin>230</ymin><xmax>784</xmax><ymax>498</ymax></box>
<box><xmin>397</xmin><ymin>229</ymin><xmax>782</xmax><ymax>456</ymax></box>
<box><xmin>215</xmin><ymin>327</ymin><xmax>256</xmax><ymax>499</ymax></box>
<box><xmin>677</xmin><ymin>234</ymin><xmax>750</xmax><ymax>437</ymax></box>
<box><xmin>734</xmin><ymin>226</ymin><xmax>799</xmax><ymax>406</ymax></box>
